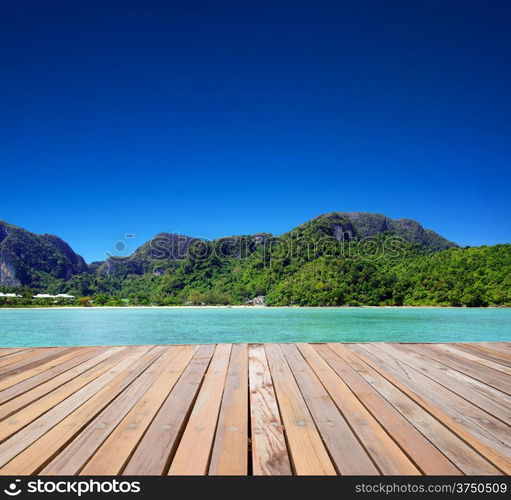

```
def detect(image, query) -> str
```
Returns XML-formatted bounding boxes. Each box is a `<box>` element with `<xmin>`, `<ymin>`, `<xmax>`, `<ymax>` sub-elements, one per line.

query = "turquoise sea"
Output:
<box><xmin>0</xmin><ymin>307</ymin><xmax>510</xmax><ymax>347</ymax></box>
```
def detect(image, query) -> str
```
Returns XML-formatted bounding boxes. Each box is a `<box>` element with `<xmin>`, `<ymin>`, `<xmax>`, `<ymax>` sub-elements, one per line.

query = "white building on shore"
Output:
<box><xmin>33</xmin><ymin>294</ymin><xmax>75</xmax><ymax>299</ymax></box>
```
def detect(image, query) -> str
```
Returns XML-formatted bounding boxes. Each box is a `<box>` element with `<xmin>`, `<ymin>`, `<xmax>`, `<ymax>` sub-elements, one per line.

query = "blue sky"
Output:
<box><xmin>1</xmin><ymin>1</ymin><xmax>510</xmax><ymax>262</ymax></box>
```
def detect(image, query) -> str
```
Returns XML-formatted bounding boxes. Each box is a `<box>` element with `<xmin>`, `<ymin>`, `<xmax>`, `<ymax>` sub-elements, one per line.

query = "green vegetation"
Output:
<box><xmin>0</xmin><ymin>220</ymin><xmax>88</xmax><ymax>288</ymax></box>
<box><xmin>1</xmin><ymin>214</ymin><xmax>509</xmax><ymax>307</ymax></box>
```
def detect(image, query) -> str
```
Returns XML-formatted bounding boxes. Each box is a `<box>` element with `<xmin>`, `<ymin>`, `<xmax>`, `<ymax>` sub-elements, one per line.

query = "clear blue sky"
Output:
<box><xmin>1</xmin><ymin>1</ymin><xmax>510</xmax><ymax>262</ymax></box>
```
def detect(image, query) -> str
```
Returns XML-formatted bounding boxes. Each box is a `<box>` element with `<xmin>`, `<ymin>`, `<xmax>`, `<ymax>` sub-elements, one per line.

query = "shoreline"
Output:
<box><xmin>0</xmin><ymin>305</ymin><xmax>509</xmax><ymax>310</ymax></box>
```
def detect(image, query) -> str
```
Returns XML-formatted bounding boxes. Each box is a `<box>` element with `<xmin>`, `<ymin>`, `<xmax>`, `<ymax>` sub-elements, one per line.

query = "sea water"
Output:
<box><xmin>0</xmin><ymin>307</ymin><xmax>510</xmax><ymax>347</ymax></box>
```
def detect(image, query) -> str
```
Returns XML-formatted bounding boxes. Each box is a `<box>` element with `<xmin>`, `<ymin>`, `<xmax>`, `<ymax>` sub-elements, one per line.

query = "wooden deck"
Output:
<box><xmin>0</xmin><ymin>343</ymin><xmax>509</xmax><ymax>476</ymax></box>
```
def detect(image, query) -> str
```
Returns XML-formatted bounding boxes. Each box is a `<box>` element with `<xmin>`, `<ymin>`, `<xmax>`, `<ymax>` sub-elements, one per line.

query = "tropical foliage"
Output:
<box><xmin>1</xmin><ymin>214</ymin><xmax>509</xmax><ymax>307</ymax></box>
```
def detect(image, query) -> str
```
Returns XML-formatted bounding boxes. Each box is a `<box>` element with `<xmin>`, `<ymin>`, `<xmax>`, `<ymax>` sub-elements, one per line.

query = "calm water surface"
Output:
<box><xmin>0</xmin><ymin>307</ymin><xmax>510</xmax><ymax>347</ymax></box>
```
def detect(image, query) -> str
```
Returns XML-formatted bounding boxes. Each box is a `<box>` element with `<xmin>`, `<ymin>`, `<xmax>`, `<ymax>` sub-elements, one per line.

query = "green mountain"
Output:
<box><xmin>97</xmin><ymin>233</ymin><xmax>199</xmax><ymax>279</ymax></box>
<box><xmin>97</xmin><ymin>212</ymin><xmax>456</xmax><ymax>282</ymax></box>
<box><xmin>313</xmin><ymin>212</ymin><xmax>457</xmax><ymax>251</ymax></box>
<box><xmin>0</xmin><ymin>221</ymin><xmax>88</xmax><ymax>288</ymax></box>
<box><xmin>1</xmin><ymin>213</ymin><xmax>510</xmax><ymax>307</ymax></box>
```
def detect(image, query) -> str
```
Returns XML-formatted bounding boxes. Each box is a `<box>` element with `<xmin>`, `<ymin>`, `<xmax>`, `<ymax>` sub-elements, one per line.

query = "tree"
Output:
<box><xmin>78</xmin><ymin>296</ymin><xmax>92</xmax><ymax>307</ymax></box>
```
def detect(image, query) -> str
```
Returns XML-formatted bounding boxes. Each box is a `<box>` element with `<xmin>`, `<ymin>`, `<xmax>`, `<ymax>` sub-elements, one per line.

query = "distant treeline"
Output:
<box><xmin>2</xmin><ymin>216</ymin><xmax>510</xmax><ymax>307</ymax></box>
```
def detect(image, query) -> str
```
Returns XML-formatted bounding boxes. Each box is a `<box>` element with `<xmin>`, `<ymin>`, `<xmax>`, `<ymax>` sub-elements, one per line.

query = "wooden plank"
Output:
<box><xmin>0</xmin><ymin>346</ymin><xmax>162</xmax><ymax>475</ymax></box>
<box><xmin>209</xmin><ymin>344</ymin><xmax>248</xmax><ymax>475</ymax></box>
<box><xmin>383</xmin><ymin>344</ymin><xmax>511</xmax><ymax>421</ymax></box>
<box><xmin>0</xmin><ymin>349</ymin><xmax>27</xmax><ymax>359</ymax></box>
<box><xmin>0</xmin><ymin>347</ymin><xmax>101</xmax><ymax>406</ymax></box>
<box><xmin>456</xmin><ymin>344</ymin><xmax>511</xmax><ymax>368</ymax></box>
<box><xmin>346</xmin><ymin>344</ymin><xmax>511</xmax><ymax>474</ymax></box>
<box><xmin>0</xmin><ymin>349</ymin><xmax>53</xmax><ymax>371</ymax></box>
<box><xmin>282</xmin><ymin>343</ymin><xmax>379</xmax><ymax>475</ymax></box>
<box><xmin>0</xmin><ymin>346</ymin><xmax>156</xmax><ymax>471</ymax></box>
<box><xmin>314</xmin><ymin>344</ymin><xmax>462</xmax><ymax>475</ymax></box>
<box><xmin>264</xmin><ymin>344</ymin><xmax>336</xmax><ymax>475</ymax></box>
<box><xmin>0</xmin><ymin>348</ymin><xmax>72</xmax><ymax>385</ymax></box>
<box><xmin>435</xmin><ymin>344</ymin><xmax>511</xmax><ymax>376</ymax></box>
<box><xmin>248</xmin><ymin>344</ymin><xmax>291</xmax><ymax>476</ymax></box>
<box><xmin>323</xmin><ymin>344</ymin><xmax>499</xmax><ymax>475</ymax></box>
<box><xmin>299</xmin><ymin>344</ymin><xmax>419</xmax><ymax>475</ymax></box>
<box><xmin>365</xmin><ymin>344</ymin><xmax>511</xmax><ymax>450</ymax></box>
<box><xmin>80</xmin><ymin>346</ymin><xmax>198</xmax><ymax>475</ymax></box>
<box><xmin>122</xmin><ymin>345</ymin><xmax>215</xmax><ymax>475</ymax></box>
<box><xmin>404</xmin><ymin>345</ymin><xmax>511</xmax><ymax>407</ymax></box>
<box><xmin>41</xmin><ymin>346</ymin><xmax>185</xmax><ymax>475</ymax></box>
<box><xmin>478</xmin><ymin>343</ymin><xmax>511</xmax><ymax>359</ymax></box>
<box><xmin>415</xmin><ymin>344</ymin><xmax>511</xmax><ymax>395</ymax></box>
<box><xmin>0</xmin><ymin>349</ymin><xmax>84</xmax><ymax>391</ymax></box>
<box><xmin>0</xmin><ymin>347</ymin><xmax>129</xmax><ymax>438</ymax></box>
<box><xmin>168</xmin><ymin>344</ymin><xmax>232</xmax><ymax>475</ymax></box>
<box><xmin>486</xmin><ymin>342</ymin><xmax>510</xmax><ymax>348</ymax></box>
<box><xmin>0</xmin><ymin>342</ymin><xmax>507</xmax><ymax>476</ymax></box>
<box><xmin>0</xmin><ymin>349</ymin><xmax>39</xmax><ymax>369</ymax></box>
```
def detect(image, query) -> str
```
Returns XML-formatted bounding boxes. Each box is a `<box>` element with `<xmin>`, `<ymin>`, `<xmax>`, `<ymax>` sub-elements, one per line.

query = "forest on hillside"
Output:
<box><xmin>1</xmin><ymin>214</ymin><xmax>510</xmax><ymax>308</ymax></box>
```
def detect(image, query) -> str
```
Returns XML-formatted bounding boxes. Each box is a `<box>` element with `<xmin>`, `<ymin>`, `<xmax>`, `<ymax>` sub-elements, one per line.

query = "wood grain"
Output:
<box><xmin>0</xmin><ymin>342</ymin><xmax>507</xmax><ymax>476</ymax></box>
